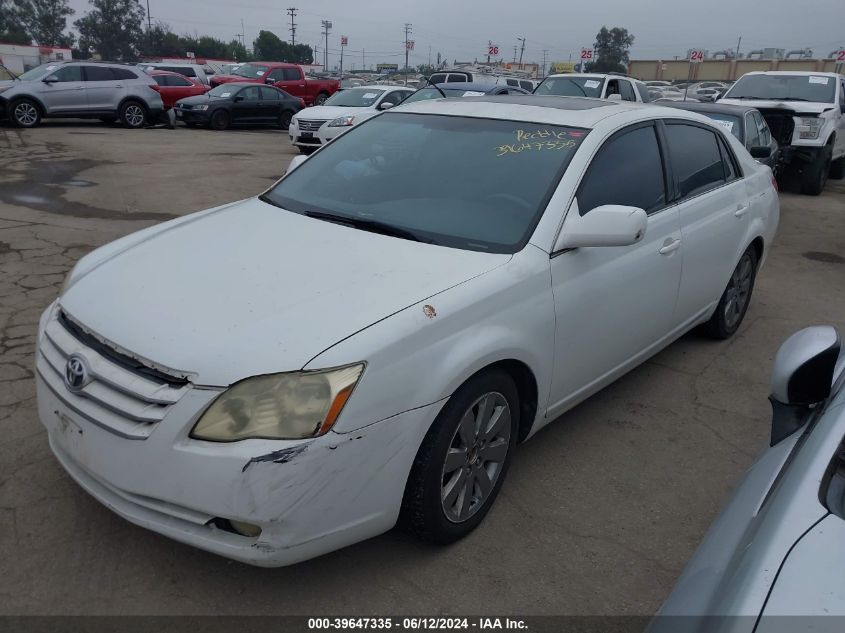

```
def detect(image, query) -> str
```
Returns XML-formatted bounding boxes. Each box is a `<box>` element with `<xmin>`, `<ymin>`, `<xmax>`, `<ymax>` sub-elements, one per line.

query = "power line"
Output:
<box><xmin>286</xmin><ymin>7</ymin><xmax>297</xmax><ymax>47</ymax></box>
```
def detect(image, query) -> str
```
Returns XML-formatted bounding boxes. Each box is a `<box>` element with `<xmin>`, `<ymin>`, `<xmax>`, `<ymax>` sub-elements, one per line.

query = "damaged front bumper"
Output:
<box><xmin>35</xmin><ymin>304</ymin><xmax>443</xmax><ymax>566</ymax></box>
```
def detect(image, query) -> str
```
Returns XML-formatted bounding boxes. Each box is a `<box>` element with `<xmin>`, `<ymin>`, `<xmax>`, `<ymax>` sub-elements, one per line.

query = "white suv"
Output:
<box><xmin>720</xmin><ymin>71</ymin><xmax>845</xmax><ymax>194</ymax></box>
<box><xmin>534</xmin><ymin>73</ymin><xmax>651</xmax><ymax>102</ymax></box>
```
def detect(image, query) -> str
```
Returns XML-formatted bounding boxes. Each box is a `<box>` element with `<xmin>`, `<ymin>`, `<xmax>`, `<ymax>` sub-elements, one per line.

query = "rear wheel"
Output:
<box><xmin>119</xmin><ymin>101</ymin><xmax>147</xmax><ymax>128</ymax></box>
<box><xmin>279</xmin><ymin>110</ymin><xmax>293</xmax><ymax>130</ymax></box>
<box><xmin>314</xmin><ymin>92</ymin><xmax>329</xmax><ymax>105</ymax></box>
<box><xmin>210</xmin><ymin>110</ymin><xmax>230</xmax><ymax>130</ymax></box>
<box><xmin>704</xmin><ymin>246</ymin><xmax>758</xmax><ymax>339</ymax></box>
<box><xmin>10</xmin><ymin>98</ymin><xmax>41</xmax><ymax>128</ymax></box>
<box><xmin>399</xmin><ymin>368</ymin><xmax>519</xmax><ymax>544</ymax></box>
<box><xmin>800</xmin><ymin>145</ymin><xmax>831</xmax><ymax>195</ymax></box>
<box><xmin>298</xmin><ymin>146</ymin><xmax>316</xmax><ymax>155</ymax></box>
<box><xmin>830</xmin><ymin>155</ymin><xmax>845</xmax><ymax>180</ymax></box>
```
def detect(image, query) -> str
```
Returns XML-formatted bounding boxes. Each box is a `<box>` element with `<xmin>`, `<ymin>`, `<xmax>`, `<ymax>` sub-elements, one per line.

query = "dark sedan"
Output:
<box><xmin>175</xmin><ymin>82</ymin><xmax>304</xmax><ymax>130</ymax></box>
<box><xmin>662</xmin><ymin>101</ymin><xmax>780</xmax><ymax>172</ymax></box>
<box><xmin>401</xmin><ymin>82</ymin><xmax>531</xmax><ymax>105</ymax></box>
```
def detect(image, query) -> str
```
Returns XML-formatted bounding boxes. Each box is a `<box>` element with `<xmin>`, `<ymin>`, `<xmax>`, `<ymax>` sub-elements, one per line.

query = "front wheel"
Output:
<box><xmin>279</xmin><ymin>110</ymin><xmax>293</xmax><ymax>130</ymax></box>
<box><xmin>400</xmin><ymin>368</ymin><xmax>519</xmax><ymax>544</ymax></box>
<box><xmin>314</xmin><ymin>92</ymin><xmax>329</xmax><ymax>106</ymax></box>
<box><xmin>830</xmin><ymin>156</ymin><xmax>845</xmax><ymax>180</ymax></box>
<box><xmin>704</xmin><ymin>246</ymin><xmax>759</xmax><ymax>339</ymax></box>
<box><xmin>800</xmin><ymin>146</ymin><xmax>831</xmax><ymax>195</ymax></box>
<box><xmin>10</xmin><ymin>98</ymin><xmax>41</xmax><ymax>128</ymax></box>
<box><xmin>210</xmin><ymin>110</ymin><xmax>230</xmax><ymax>130</ymax></box>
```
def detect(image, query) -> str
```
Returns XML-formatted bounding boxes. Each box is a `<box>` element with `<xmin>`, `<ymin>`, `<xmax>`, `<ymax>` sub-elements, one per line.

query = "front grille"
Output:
<box><xmin>179</xmin><ymin>103</ymin><xmax>193</xmax><ymax>110</ymax></box>
<box><xmin>297</xmin><ymin>119</ymin><xmax>328</xmax><ymax>132</ymax></box>
<box><xmin>37</xmin><ymin>309</ymin><xmax>191</xmax><ymax>439</ymax></box>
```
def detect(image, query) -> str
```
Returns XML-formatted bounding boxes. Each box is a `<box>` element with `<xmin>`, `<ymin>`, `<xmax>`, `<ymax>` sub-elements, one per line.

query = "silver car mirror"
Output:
<box><xmin>43</xmin><ymin>75</ymin><xmax>58</xmax><ymax>83</ymax></box>
<box><xmin>554</xmin><ymin>201</ymin><xmax>647</xmax><ymax>251</ymax></box>
<box><xmin>769</xmin><ymin>325</ymin><xmax>840</xmax><ymax>445</ymax></box>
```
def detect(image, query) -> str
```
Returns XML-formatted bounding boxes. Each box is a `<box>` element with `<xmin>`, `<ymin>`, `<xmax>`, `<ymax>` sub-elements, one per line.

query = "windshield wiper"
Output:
<box><xmin>304</xmin><ymin>210</ymin><xmax>427</xmax><ymax>243</ymax></box>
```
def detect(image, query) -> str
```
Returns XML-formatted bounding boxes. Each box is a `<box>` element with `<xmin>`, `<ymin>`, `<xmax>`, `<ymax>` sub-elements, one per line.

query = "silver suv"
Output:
<box><xmin>0</xmin><ymin>61</ymin><xmax>164</xmax><ymax>129</ymax></box>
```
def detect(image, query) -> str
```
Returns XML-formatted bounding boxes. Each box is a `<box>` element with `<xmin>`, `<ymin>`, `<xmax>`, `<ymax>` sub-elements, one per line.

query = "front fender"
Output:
<box><xmin>305</xmin><ymin>245</ymin><xmax>555</xmax><ymax>434</ymax></box>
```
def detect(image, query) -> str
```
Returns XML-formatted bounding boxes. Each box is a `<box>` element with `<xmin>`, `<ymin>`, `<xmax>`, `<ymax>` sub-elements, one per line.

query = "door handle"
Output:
<box><xmin>735</xmin><ymin>205</ymin><xmax>750</xmax><ymax>217</ymax></box>
<box><xmin>659</xmin><ymin>238</ymin><xmax>681</xmax><ymax>255</ymax></box>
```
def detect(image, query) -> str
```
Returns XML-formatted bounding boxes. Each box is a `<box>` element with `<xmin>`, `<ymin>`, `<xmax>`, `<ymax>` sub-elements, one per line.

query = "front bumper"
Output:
<box><xmin>175</xmin><ymin>108</ymin><xmax>210</xmax><ymax>124</ymax></box>
<box><xmin>289</xmin><ymin>123</ymin><xmax>326</xmax><ymax>148</ymax></box>
<box><xmin>35</xmin><ymin>309</ymin><xmax>441</xmax><ymax>565</ymax></box>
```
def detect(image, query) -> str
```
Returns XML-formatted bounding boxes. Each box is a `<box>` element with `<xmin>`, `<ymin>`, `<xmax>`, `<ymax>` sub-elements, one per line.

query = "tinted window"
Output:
<box><xmin>506</xmin><ymin>79</ymin><xmax>518</xmax><ymax>87</ymax></box>
<box><xmin>260</xmin><ymin>86</ymin><xmax>280</xmax><ymax>100</ymax></box>
<box><xmin>83</xmin><ymin>66</ymin><xmax>113</xmax><ymax>81</ymax></box>
<box><xmin>429</xmin><ymin>73</ymin><xmax>446</xmax><ymax>83</ymax></box>
<box><xmin>447</xmin><ymin>74</ymin><xmax>466</xmax><ymax>82</ymax></box>
<box><xmin>619</xmin><ymin>80</ymin><xmax>636</xmax><ymax>102</ymax></box>
<box><xmin>167</xmin><ymin>75</ymin><xmax>192</xmax><ymax>87</ymax></box>
<box><xmin>744</xmin><ymin>113</ymin><xmax>760</xmax><ymax>147</ymax></box>
<box><xmin>264</xmin><ymin>114</ymin><xmax>587</xmax><ymax>253</ymax></box>
<box><xmin>753</xmin><ymin>112</ymin><xmax>771</xmax><ymax>145</ymax></box>
<box><xmin>520</xmin><ymin>81</ymin><xmax>533</xmax><ymax>91</ymax></box>
<box><xmin>636</xmin><ymin>83</ymin><xmax>651</xmax><ymax>102</ymax></box>
<box><xmin>578</xmin><ymin>125</ymin><xmax>666</xmax><ymax>215</ymax></box>
<box><xmin>152</xmin><ymin>75</ymin><xmax>167</xmax><ymax>86</ymax></box>
<box><xmin>282</xmin><ymin>68</ymin><xmax>301</xmax><ymax>81</ymax></box>
<box><xmin>166</xmin><ymin>66</ymin><xmax>195</xmax><ymax>77</ymax></box>
<box><xmin>664</xmin><ymin>124</ymin><xmax>726</xmax><ymax>199</ymax></box>
<box><xmin>239</xmin><ymin>86</ymin><xmax>261</xmax><ymax>100</ymax></box>
<box><xmin>112</xmin><ymin>68</ymin><xmax>137</xmax><ymax>80</ymax></box>
<box><xmin>53</xmin><ymin>66</ymin><xmax>82</xmax><ymax>81</ymax></box>
<box><xmin>717</xmin><ymin>136</ymin><xmax>738</xmax><ymax>181</ymax></box>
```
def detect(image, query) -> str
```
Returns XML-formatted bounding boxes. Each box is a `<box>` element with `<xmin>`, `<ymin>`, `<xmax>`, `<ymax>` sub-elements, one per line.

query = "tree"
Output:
<box><xmin>0</xmin><ymin>0</ymin><xmax>32</xmax><ymax>44</ymax></box>
<box><xmin>290</xmin><ymin>43</ymin><xmax>312</xmax><ymax>64</ymax></box>
<box><xmin>18</xmin><ymin>0</ymin><xmax>74</xmax><ymax>47</ymax></box>
<box><xmin>252</xmin><ymin>29</ymin><xmax>285</xmax><ymax>61</ymax></box>
<box><xmin>140</xmin><ymin>22</ymin><xmax>184</xmax><ymax>58</ymax></box>
<box><xmin>74</xmin><ymin>0</ymin><xmax>145</xmax><ymax>61</ymax></box>
<box><xmin>227</xmin><ymin>39</ymin><xmax>248</xmax><ymax>62</ymax></box>
<box><xmin>590</xmin><ymin>26</ymin><xmax>634</xmax><ymax>73</ymax></box>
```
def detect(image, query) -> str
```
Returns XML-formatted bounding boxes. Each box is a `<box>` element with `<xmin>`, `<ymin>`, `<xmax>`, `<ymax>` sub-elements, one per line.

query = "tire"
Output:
<box><xmin>298</xmin><ymin>146</ymin><xmax>316</xmax><ymax>155</ymax></box>
<box><xmin>210</xmin><ymin>110</ymin><xmax>230</xmax><ymax>130</ymax></box>
<box><xmin>99</xmin><ymin>116</ymin><xmax>117</xmax><ymax>124</ymax></box>
<box><xmin>119</xmin><ymin>101</ymin><xmax>147</xmax><ymax>128</ymax></box>
<box><xmin>830</xmin><ymin>155</ymin><xmax>845</xmax><ymax>180</ymax></box>
<box><xmin>10</xmin><ymin>98</ymin><xmax>41</xmax><ymax>128</ymax></box>
<box><xmin>279</xmin><ymin>110</ymin><xmax>293</xmax><ymax>130</ymax></box>
<box><xmin>704</xmin><ymin>246</ymin><xmax>759</xmax><ymax>340</ymax></box>
<box><xmin>399</xmin><ymin>368</ymin><xmax>519</xmax><ymax>544</ymax></box>
<box><xmin>314</xmin><ymin>92</ymin><xmax>329</xmax><ymax>106</ymax></box>
<box><xmin>800</xmin><ymin>145</ymin><xmax>831</xmax><ymax>195</ymax></box>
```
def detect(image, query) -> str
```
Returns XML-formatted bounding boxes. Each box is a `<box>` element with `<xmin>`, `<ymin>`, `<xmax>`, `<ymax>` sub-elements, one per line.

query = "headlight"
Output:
<box><xmin>194</xmin><ymin>104</ymin><xmax>209</xmax><ymax>111</ymax></box>
<box><xmin>797</xmin><ymin>117</ymin><xmax>823</xmax><ymax>139</ymax></box>
<box><xmin>191</xmin><ymin>363</ymin><xmax>365</xmax><ymax>441</ymax></box>
<box><xmin>328</xmin><ymin>115</ymin><xmax>355</xmax><ymax>127</ymax></box>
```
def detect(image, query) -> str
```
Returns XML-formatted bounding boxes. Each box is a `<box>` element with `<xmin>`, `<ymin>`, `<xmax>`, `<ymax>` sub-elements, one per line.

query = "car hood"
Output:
<box><xmin>60</xmin><ymin>197</ymin><xmax>509</xmax><ymax>386</ymax></box>
<box><xmin>294</xmin><ymin>105</ymin><xmax>373</xmax><ymax>121</ymax></box>
<box><xmin>718</xmin><ymin>98</ymin><xmax>836</xmax><ymax>115</ymax></box>
<box><xmin>176</xmin><ymin>94</ymin><xmax>224</xmax><ymax>107</ymax></box>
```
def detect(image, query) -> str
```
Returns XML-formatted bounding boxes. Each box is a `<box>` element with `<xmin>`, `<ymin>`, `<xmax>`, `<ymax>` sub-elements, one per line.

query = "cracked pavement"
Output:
<box><xmin>1</xmin><ymin>122</ymin><xmax>844</xmax><ymax>616</ymax></box>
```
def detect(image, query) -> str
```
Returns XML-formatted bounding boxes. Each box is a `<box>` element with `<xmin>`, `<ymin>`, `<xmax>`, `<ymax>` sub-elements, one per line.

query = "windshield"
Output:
<box><xmin>402</xmin><ymin>87</ymin><xmax>488</xmax><ymax>104</ymax></box>
<box><xmin>18</xmin><ymin>64</ymin><xmax>59</xmax><ymax>81</ymax></box>
<box><xmin>725</xmin><ymin>74</ymin><xmax>836</xmax><ymax>103</ymax></box>
<box><xmin>232</xmin><ymin>64</ymin><xmax>267</xmax><ymax>78</ymax></box>
<box><xmin>700</xmin><ymin>113</ymin><xmax>742</xmax><ymax>140</ymax></box>
<box><xmin>263</xmin><ymin>113</ymin><xmax>587</xmax><ymax>253</ymax></box>
<box><xmin>207</xmin><ymin>85</ymin><xmax>237</xmax><ymax>98</ymax></box>
<box><xmin>534</xmin><ymin>76</ymin><xmax>604</xmax><ymax>98</ymax></box>
<box><xmin>0</xmin><ymin>65</ymin><xmax>14</xmax><ymax>81</ymax></box>
<box><xmin>324</xmin><ymin>88</ymin><xmax>385</xmax><ymax>107</ymax></box>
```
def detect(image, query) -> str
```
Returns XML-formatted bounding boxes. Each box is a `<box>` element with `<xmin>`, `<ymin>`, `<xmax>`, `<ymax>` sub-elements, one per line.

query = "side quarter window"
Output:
<box><xmin>577</xmin><ymin>124</ymin><xmax>667</xmax><ymax>215</ymax></box>
<box><xmin>745</xmin><ymin>113</ymin><xmax>761</xmax><ymax>148</ymax></box>
<box><xmin>664</xmin><ymin>123</ymin><xmax>727</xmax><ymax>199</ymax></box>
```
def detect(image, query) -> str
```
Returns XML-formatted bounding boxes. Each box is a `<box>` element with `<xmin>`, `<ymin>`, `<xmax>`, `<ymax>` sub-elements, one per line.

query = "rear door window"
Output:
<box><xmin>447</xmin><ymin>74</ymin><xmax>467</xmax><ymax>82</ymax></box>
<box><xmin>84</xmin><ymin>66</ymin><xmax>113</xmax><ymax>81</ymax></box>
<box><xmin>260</xmin><ymin>86</ymin><xmax>280</xmax><ymax>100</ymax></box>
<box><xmin>282</xmin><ymin>68</ymin><xmax>301</xmax><ymax>81</ymax></box>
<box><xmin>577</xmin><ymin>124</ymin><xmax>667</xmax><ymax>215</ymax></box>
<box><xmin>429</xmin><ymin>73</ymin><xmax>446</xmax><ymax>84</ymax></box>
<box><xmin>664</xmin><ymin>123</ymin><xmax>727</xmax><ymax>199</ymax></box>
<box><xmin>239</xmin><ymin>86</ymin><xmax>261</xmax><ymax>101</ymax></box>
<box><xmin>506</xmin><ymin>79</ymin><xmax>518</xmax><ymax>87</ymax></box>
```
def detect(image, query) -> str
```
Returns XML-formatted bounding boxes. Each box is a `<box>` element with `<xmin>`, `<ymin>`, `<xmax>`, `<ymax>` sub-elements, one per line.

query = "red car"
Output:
<box><xmin>147</xmin><ymin>70</ymin><xmax>209</xmax><ymax>109</ymax></box>
<box><xmin>209</xmin><ymin>62</ymin><xmax>339</xmax><ymax>106</ymax></box>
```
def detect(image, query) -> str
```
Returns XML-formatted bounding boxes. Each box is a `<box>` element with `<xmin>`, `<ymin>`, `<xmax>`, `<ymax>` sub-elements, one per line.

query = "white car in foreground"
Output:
<box><xmin>37</xmin><ymin>96</ymin><xmax>779</xmax><ymax>567</ymax></box>
<box><xmin>289</xmin><ymin>85</ymin><xmax>414</xmax><ymax>154</ymax></box>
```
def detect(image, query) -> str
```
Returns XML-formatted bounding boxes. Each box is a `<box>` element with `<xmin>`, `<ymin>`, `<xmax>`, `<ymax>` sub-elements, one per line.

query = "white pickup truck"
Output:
<box><xmin>720</xmin><ymin>71</ymin><xmax>845</xmax><ymax>194</ymax></box>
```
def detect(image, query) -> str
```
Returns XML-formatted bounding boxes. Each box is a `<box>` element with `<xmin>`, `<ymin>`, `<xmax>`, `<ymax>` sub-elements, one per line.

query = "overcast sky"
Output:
<box><xmin>66</xmin><ymin>0</ymin><xmax>845</xmax><ymax>67</ymax></box>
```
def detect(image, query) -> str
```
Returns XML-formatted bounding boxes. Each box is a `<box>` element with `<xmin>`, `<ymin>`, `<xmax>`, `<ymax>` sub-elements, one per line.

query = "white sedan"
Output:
<box><xmin>288</xmin><ymin>85</ymin><xmax>414</xmax><ymax>154</ymax></box>
<box><xmin>37</xmin><ymin>97</ymin><xmax>779</xmax><ymax>566</ymax></box>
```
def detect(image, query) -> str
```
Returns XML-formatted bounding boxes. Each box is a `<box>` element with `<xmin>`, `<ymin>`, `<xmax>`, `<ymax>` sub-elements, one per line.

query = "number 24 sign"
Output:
<box><xmin>689</xmin><ymin>50</ymin><xmax>705</xmax><ymax>63</ymax></box>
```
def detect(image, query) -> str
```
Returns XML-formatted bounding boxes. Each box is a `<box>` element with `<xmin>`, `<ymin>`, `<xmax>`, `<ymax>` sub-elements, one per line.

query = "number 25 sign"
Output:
<box><xmin>580</xmin><ymin>48</ymin><xmax>593</xmax><ymax>61</ymax></box>
<box><xmin>689</xmin><ymin>50</ymin><xmax>705</xmax><ymax>63</ymax></box>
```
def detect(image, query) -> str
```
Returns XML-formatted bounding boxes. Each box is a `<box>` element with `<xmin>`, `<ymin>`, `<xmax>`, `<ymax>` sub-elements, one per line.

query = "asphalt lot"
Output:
<box><xmin>1</xmin><ymin>121</ymin><xmax>844</xmax><ymax>616</ymax></box>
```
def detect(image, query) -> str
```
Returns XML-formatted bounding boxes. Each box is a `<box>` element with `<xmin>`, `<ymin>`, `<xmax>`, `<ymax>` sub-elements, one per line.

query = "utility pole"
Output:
<box><xmin>542</xmin><ymin>49</ymin><xmax>548</xmax><ymax>77</ymax></box>
<box><xmin>735</xmin><ymin>35</ymin><xmax>742</xmax><ymax>58</ymax></box>
<box><xmin>518</xmin><ymin>37</ymin><xmax>526</xmax><ymax>69</ymax></box>
<box><xmin>487</xmin><ymin>40</ymin><xmax>492</xmax><ymax>64</ymax></box>
<box><xmin>287</xmin><ymin>8</ymin><xmax>297</xmax><ymax>47</ymax></box>
<box><xmin>513</xmin><ymin>46</ymin><xmax>517</xmax><ymax>63</ymax></box>
<box><xmin>363</xmin><ymin>49</ymin><xmax>365</xmax><ymax>70</ymax></box>
<box><xmin>321</xmin><ymin>20</ymin><xmax>331</xmax><ymax>71</ymax></box>
<box><xmin>404</xmin><ymin>23</ymin><xmax>412</xmax><ymax>82</ymax></box>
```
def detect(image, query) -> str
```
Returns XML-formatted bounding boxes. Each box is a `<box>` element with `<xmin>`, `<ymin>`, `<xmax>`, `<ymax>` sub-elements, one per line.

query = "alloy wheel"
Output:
<box><xmin>441</xmin><ymin>391</ymin><xmax>511</xmax><ymax>523</ymax></box>
<box><xmin>14</xmin><ymin>102</ymin><xmax>38</xmax><ymax>126</ymax></box>
<box><xmin>723</xmin><ymin>253</ymin><xmax>754</xmax><ymax>329</ymax></box>
<box><xmin>124</xmin><ymin>105</ymin><xmax>145</xmax><ymax>127</ymax></box>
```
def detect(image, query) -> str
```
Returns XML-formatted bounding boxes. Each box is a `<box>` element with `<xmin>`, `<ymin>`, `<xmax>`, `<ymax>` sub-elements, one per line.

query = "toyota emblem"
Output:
<box><xmin>64</xmin><ymin>354</ymin><xmax>90</xmax><ymax>392</ymax></box>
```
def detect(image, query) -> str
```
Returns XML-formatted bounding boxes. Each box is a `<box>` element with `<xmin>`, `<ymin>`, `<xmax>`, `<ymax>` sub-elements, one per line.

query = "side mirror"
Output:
<box><xmin>43</xmin><ymin>75</ymin><xmax>58</xmax><ymax>83</ymax></box>
<box><xmin>769</xmin><ymin>325</ymin><xmax>841</xmax><ymax>445</ymax></box>
<box><xmin>285</xmin><ymin>154</ymin><xmax>308</xmax><ymax>174</ymax></box>
<box><xmin>234</xmin><ymin>95</ymin><xmax>244</xmax><ymax>102</ymax></box>
<box><xmin>378</xmin><ymin>101</ymin><xmax>394</xmax><ymax>110</ymax></box>
<box><xmin>265</xmin><ymin>78</ymin><xmax>275</xmax><ymax>84</ymax></box>
<box><xmin>750</xmin><ymin>145</ymin><xmax>773</xmax><ymax>159</ymax></box>
<box><xmin>554</xmin><ymin>201</ymin><xmax>648</xmax><ymax>251</ymax></box>
<box><xmin>606</xmin><ymin>93</ymin><xmax>622</xmax><ymax>101</ymax></box>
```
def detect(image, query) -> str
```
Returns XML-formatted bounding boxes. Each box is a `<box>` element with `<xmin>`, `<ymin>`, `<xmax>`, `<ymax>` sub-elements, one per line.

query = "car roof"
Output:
<box><xmin>661</xmin><ymin>101</ymin><xmax>756</xmax><ymax>116</ymax></box>
<box><xmin>393</xmin><ymin>95</ymin><xmax>696</xmax><ymax>128</ymax></box>
<box><xmin>741</xmin><ymin>70</ymin><xmax>843</xmax><ymax>77</ymax></box>
<box><xmin>429</xmin><ymin>82</ymin><xmax>507</xmax><ymax>92</ymax></box>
